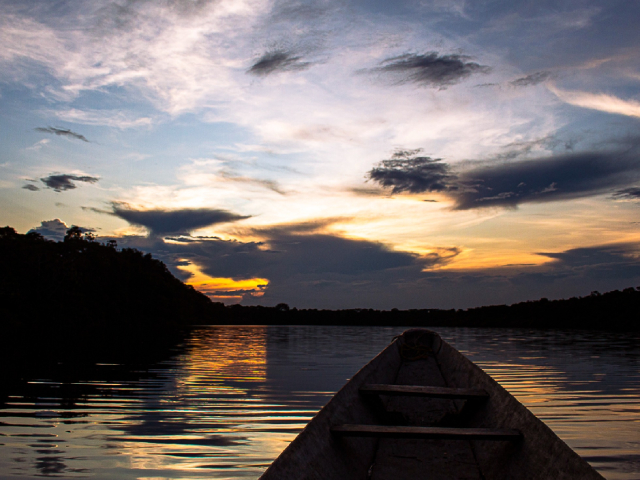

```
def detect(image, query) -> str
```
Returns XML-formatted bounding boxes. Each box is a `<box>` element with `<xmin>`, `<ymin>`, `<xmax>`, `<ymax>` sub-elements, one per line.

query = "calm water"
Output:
<box><xmin>1</xmin><ymin>326</ymin><xmax>639</xmax><ymax>479</ymax></box>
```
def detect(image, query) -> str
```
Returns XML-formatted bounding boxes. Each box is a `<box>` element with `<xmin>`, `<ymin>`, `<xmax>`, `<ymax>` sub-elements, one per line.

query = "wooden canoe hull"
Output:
<box><xmin>259</xmin><ymin>329</ymin><xmax>604</xmax><ymax>480</ymax></box>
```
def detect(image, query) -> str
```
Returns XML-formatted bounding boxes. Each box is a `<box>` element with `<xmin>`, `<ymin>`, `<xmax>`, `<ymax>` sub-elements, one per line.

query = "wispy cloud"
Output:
<box><xmin>22</xmin><ymin>184</ymin><xmax>40</xmax><ymax>191</ymax></box>
<box><xmin>511</xmin><ymin>71</ymin><xmax>552</xmax><ymax>87</ymax></box>
<box><xmin>549</xmin><ymin>84</ymin><xmax>640</xmax><ymax>118</ymax></box>
<box><xmin>35</xmin><ymin>126</ymin><xmax>90</xmax><ymax>142</ymax></box>
<box><xmin>367</xmin><ymin>52</ymin><xmax>490</xmax><ymax>88</ymax></box>
<box><xmin>48</xmin><ymin>108</ymin><xmax>154</xmax><ymax>128</ymax></box>
<box><xmin>25</xmin><ymin>138</ymin><xmax>50</xmax><ymax>151</ymax></box>
<box><xmin>41</xmin><ymin>174</ymin><xmax>99</xmax><ymax>192</ymax></box>
<box><xmin>248</xmin><ymin>49</ymin><xmax>311</xmax><ymax>76</ymax></box>
<box><xmin>219</xmin><ymin>170</ymin><xmax>288</xmax><ymax>194</ymax></box>
<box><xmin>612</xmin><ymin>187</ymin><xmax>640</xmax><ymax>200</ymax></box>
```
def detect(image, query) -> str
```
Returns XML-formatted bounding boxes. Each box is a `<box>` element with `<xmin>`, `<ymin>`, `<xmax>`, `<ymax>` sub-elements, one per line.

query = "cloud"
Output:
<box><xmin>22</xmin><ymin>184</ymin><xmax>40</xmax><ymax>191</ymax></box>
<box><xmin>548</xmin><ymin>84</ymin><xmax>640</xmax><ymax>118</ymax></box>
<box><xmin>368</xmin><ymin>52</ymin><xmax>490</xmax><ymax>88</ymax></box>
<box><xmin>25</xmin><ymin>139</ymin><xmax>50</xmax><ymax>151</ymax></box>
<box><xmin>83</xmin><ymin>226</ymin><xmax>640</xmax><ymax>309</ymax></box>
<box><xmin>110</xmin><ymin>204</ymin><xmax>250</xmax><ymax>236</ymax></box>
<box><xmin>231</xmin><ymin>238</ymin><xmax>640</xmax><ymax>309</ymax></box>
<box><xmin>47</xmin><ymin>108</ymin><xmax>154</xmax><ymax>129</ymax></box>
<box><xmin>513</xmin><ymin>244</ymin><xmax>640</xmax><ymax>288</ymax></box>
<box><xmin>219</xmin><ymin>170</ymin><xmax>287</xmax><ymax>194</ymax></box>
<box><xmin>247</xmin><ymin>49</ymin><xmax>312</xmax><ymax>76</ymax></box>
<box><xmin>539</xmin><ymin>244</ymin><xmax>640</xmax><ymax>272</ymax></box>
<box><xmin>28</xmin><ymin>219</ymin><xmax>95</xmax><ymax>242</ymax></box>
<box><xmin>510</xmin><ymin>71</ymin><xmax>552</xmax><ymax>87</ymax></box>
<box><xmin>27</xmin><ymin>219</ymin><xmax>69</xmax><ymax>242</ymax></box>
<box><xmin>41</xmin><ymin>174</ymin><xmax>99</xmax><ymax>192</ymax></box>
<box><xmin>453</xmin><ymin>150</ymin><xmax>640</xmax><ymax>210</ymax></box>
<box><xmin>366</xmin><ymin>149</ymin><xmax>456</xmax><ymax>194</ymax></box>
<box><xmin>34</xmin><ymin>127</ymin><xmax>90</xmax><ymax>142</ymax></box>
<box><xmin>367</xmin><ymin>144</ymin><xmax>640</xmax><ymax>209</ymax></box>
<box><xmin>612</xmin><ymin>187</ymin><xmax>640</xmax><ymax>200</ymax></box>
<box><xmin>109</xmin><ymin>218</ymin><xmax>457</xmax><ymax>304</ymax></box>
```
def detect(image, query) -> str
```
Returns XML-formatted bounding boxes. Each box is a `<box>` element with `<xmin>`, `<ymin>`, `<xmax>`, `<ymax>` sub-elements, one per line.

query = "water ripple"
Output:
<box><xmin>1</xmin><ymin>326</ymin><xmax>638</xmax><ymax>479</ymax></box>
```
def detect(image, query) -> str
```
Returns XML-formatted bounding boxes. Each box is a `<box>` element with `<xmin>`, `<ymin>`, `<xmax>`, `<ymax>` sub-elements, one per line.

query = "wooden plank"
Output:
<box><xmin>331</xmin><ymin>424</ymin><xmax>522</xmax><ymax>441</ymax></box>
<box><xmin>360</xmin><ymin>384</ymin><xmax>489</xmax><ymax>399</ymax></box>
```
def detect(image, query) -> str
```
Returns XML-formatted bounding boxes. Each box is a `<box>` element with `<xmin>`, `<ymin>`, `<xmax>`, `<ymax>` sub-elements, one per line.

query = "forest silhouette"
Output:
<box><xmin>2</xmin><ymin>226</ymin><xmax>639</xmax><ymax>346</ymax></box>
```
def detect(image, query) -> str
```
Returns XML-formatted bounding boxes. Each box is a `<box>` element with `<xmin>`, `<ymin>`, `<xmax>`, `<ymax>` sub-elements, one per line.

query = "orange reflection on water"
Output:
<box><xmin>109</xmin><ymin>328</ymin><xmax>273</xmax><ymax>477</ymax></box>
<box><xmin>478</xmin><ymin>362</ymin><xmax>564</xmax><ymax>407</ymax></box>
<box><xmin>183</xmin><ymin>326</ymin><xmax>268</xmax><ymax>384</ymax></box>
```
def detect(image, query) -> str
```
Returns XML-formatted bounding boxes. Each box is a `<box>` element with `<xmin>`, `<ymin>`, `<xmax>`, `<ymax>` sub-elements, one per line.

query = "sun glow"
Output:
<box><xmin>177</xmin><ymin>260</ymin><xmax>269</xmax><ymax>303</ymax></box>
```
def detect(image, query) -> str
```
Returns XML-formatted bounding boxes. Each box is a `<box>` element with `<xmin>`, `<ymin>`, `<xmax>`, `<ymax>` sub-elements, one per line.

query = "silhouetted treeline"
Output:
<box><xmin>220</xmin><ymin>291</ymin><xmax>639</xmax><ymax>330</ymax></box>
<box><xmin>0</xmin><ymin>226</ymin><xmax>224</xmax><ymax>349</ymax></box>
<box><xmin>3</xmin><ymin>226</ymin><xmax>639</xmax><ymax>340</ymax></box>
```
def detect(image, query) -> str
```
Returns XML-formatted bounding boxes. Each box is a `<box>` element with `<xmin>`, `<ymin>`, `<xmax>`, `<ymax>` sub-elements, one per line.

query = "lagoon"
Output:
<box><xmin>1</xmin><ymin>326</ymin><xmax>639</xmax><ymax>479</ymax></box>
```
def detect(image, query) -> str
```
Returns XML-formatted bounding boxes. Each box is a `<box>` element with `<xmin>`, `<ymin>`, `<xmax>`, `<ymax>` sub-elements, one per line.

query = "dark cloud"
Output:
<box><xmin>538</xmin><ymin>244</ymin><xmax>640</xmax><ymax>279</ymax></box>
<box><xmin>369</xmin><ymin>52</ymin><xmax>490</xmax><ymax>88</ymax></box>
<box><xmin>22</xmin><ymin>184</ymin><xmax>40</xmax><ymax>191</ymax></box>
<box><xmin>612</xmin><ymin>187</ymin><xmax>640</xmax><ymax>200</ymax></box>
<box><xmin>505</xmin><ymin>244</ymin><xmax>640</xmax><ymax>291</ymax></box>
<box><xmin>179</xmin><ymin>222</ymin><xmax>428</xmax><ymax>279</ymax></box>
<box><xmin>453</xmin><ymin>151</ymin><xmax>640</xmax><ymax>209</ymax></box>
<box><xmin>349</xmin><ymin>186</ymin><xmax>389</xmax><ymax>197</ymax></box>
<box><xmin>108</xmin><ymin>219</ymin><xmax>457</xmax><ymax>303</ymax></box>
<box><xmin>94</xmin><ymin>220</ymin><xmax>640</xmax><ymax>309</ymax></box>
<box><xmin>248</xmin><ymin>50</ymin><xmax>311</xmax><ymax>76</ymax></box>
<box><xmin>111</xmin><ymin>204</ymin><xmax>250</xmax><ymax>236</ymax></box>
<box><xmin>41</xmin><ymin>174</ymin><xmax>99</xmax><ymax>192</ymax></box>
<box><xmin>367</xmin><ymin>145</ymin><xmax>640</xmax><ymax>209</ymax></box>
<box><xmin>243</xmin><ymin>241</ymin><xmax>640</xmax><ymax>309</ymax></box>
<box><xmin>510</xmin><ymin>71</ymin><xmax>552</xmax><ymax>87</ymax></box>
<box><xmin>366</xmin><ymin>149</ymin><xmax>457</xmax><ymax>194</ymax></box>
<box><xmin>34</xmin><ymin>127</ymin><xmax>90</xmax><ymax>142</ymax></box>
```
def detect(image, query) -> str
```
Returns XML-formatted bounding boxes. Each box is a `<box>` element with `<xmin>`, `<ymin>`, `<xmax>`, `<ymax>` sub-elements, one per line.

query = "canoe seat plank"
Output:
<box><xmin>331</xmin><ymin>424</ymin><xmax>521</xmax><ymax>441</ymax></box>
<box><xmin>360</xmin><ymin>384</ymin><xmax>489</xmax><ymax>399</ymax></box>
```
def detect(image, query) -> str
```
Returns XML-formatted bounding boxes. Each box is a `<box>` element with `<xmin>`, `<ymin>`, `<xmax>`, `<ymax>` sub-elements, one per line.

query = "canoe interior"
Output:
<box><xmin>259</xmin><ymin>329</ymin><xmax>604</xmax><ymax>480</ymax></box>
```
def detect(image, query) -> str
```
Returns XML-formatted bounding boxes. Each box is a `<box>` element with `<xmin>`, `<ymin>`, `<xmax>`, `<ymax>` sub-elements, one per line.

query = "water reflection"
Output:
<box><xmin>0</xmin><ymin>326</ymin><xmax>639</xmax><ymax>479</ymax></box>
<box><xmin>443</xmin><ymin>328</ymin><xmax>640</xmax><ymax>480</ymax></box>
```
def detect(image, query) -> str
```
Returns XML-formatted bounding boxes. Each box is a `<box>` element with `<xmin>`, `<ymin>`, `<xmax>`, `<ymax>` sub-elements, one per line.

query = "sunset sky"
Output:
<box><xmin>2</xmin><ymin>0</ymin><xmax>640</xmax><ymax>309</ymax></box>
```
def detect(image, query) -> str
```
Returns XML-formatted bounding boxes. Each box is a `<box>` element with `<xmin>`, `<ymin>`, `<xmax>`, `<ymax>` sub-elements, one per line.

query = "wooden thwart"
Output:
<box><xmin>331</xmin><ymin>424</ymin><xmax>522</xmax><ymax>441</ymax></box>
<box><xmin>360</xmin><ymin>384</ymin><xmax>489</xmax><ymax>399</ymax></box>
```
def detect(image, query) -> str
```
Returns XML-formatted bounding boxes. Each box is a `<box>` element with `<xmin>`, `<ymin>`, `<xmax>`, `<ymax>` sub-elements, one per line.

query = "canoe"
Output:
<box><xmin>259</xmin><ymin>329</ymin><xmax>604</xmax><ymax>480</ymax></box>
